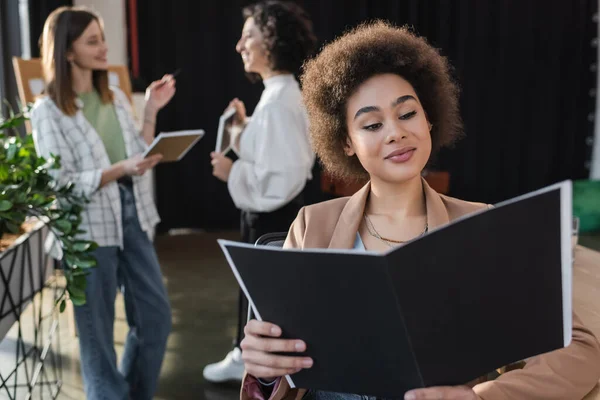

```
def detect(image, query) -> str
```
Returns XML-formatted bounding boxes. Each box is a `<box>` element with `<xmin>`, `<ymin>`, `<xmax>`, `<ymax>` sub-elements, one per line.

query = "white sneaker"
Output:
<box><xmin>203</xmin><ymin>348</ymin><xmax>245</xmax><ymax>383</ymax></box>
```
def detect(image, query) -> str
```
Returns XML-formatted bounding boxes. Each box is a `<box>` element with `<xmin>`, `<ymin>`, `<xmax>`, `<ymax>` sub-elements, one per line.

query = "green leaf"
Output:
<box><xmin>64</xmin><ymin>254</ymin><xmax>77</xmax><ymax>268</ymax></box>
<box><xmin>18</xmin><ymin>146</ymin><xmax>30</xmax><ymax>158</ymax></box>
<box><xmin>0</xmin><ymin>164</ymin><xmax>8</xmax><ymax>181</ymax></box>
<box><xmin>73</xmin><ymin>274</ymin><xmax>87</xmax><ymax>290</ymax></box>
<box><xmin>54</xmin><ymin>219</ymin><xmax>72</xmax><ymax>234</ymax></box>
<box><xmin>67</xmin><ymin>284</ymin><xmax>87</xmax><ymax>306</ymax></box>
<box><xmin>14</xmin><ymin>191</ymin><xmax>26</xmax><ymax>204</ymax></box>
<box><xmin>76</xmin><ymin>257</ymin><xmax>96</xmax><ymax>268</ymax></box>
<box><xmin>70</xmin><ymin>296</ymin><xmax>86</xmax><ymax>306</ymax></box>
<box><xmin>68</xmin><ymin>285</ymin><xmax>86</xmax><ymax>299</ymax></box>
<box><xmin>59</xmin><ymin>299</ymin><xmax>66</xmax><ymax>313</ymax></box>
<box><xmin>5</xmin><ymin>143</ymin><xmax>17</xmax><ymax>161</ymax></box>
<box><xmin>73</xmin><ymin>241</ymin><xmax>92</xmax><ymax>252</ymax></box>
<box><xmin>5</xmin><ymin>222</ymin><xmax>19</xmax><ymax>233</ymax></box>
<box><xmin>64</xmin><ymin>254</ymin><xmax>78</xmax><ymax>268</ymax></box>
<box><xmin>0</xmin><ymin>114</ymin><xmax>26</xmax><ymax>131</ymax></box>
<box><xmin>64</xmin><ymin>254</ymin><xmax>96</xmax><ymax>269</ymax></box>
<box><xmin>0</xmin><ymin>200</ymin><xmax>12</xmax><ymax>211</ymax></box>
<box><xmin>31</xmin><ymin>193</ymin><xmax>46</xmax><ymax>206</ymax></box>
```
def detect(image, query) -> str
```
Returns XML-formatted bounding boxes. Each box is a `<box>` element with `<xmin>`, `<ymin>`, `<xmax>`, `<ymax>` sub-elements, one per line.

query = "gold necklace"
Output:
<box><xmin>363</xmin><ymin>213</ymin><xmax>428</xmax><ymax>246</ymax></box>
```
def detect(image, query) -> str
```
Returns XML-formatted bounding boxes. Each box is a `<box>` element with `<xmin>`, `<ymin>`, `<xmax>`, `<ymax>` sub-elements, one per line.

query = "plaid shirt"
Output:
<box><xmin>30</xmin><ymin>87</ymin><xmax>160</xmax><ymax>248</ymax></box>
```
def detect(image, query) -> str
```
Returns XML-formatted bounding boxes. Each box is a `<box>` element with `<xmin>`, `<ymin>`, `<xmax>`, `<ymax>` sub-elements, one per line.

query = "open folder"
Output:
<box><xmin>218</xmin><ymin>181</ymin><xmax>573</xmax><ymax>398</ymax></box>
<box><xmin>143</xmin><ymin>129</ymin><xmax>204</xmax><ymax>162</ymax></box>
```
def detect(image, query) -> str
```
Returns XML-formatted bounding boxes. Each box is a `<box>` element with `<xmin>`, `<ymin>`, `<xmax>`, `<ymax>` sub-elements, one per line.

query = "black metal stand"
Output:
<box><xmin>0</xmin><ymin>224</ymin><xmax>62</xmax><ymax>399</ymax></box>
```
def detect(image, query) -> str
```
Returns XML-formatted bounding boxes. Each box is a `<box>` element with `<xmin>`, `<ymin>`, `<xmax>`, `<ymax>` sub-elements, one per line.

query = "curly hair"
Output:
<box><xmin>243</xmin><ymin>1</ymin><xmax>317</xmax><ymax>78</ymax></box>
<box><xmin>301</xmin><ymin>21</ymin><xmax>463</xmax><ymax>182</ymax></box>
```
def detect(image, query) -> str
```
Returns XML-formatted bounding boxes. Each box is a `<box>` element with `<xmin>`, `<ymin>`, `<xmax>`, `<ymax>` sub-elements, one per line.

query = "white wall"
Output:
<box><xmin>74</xmin><ymin>0</ymin><xmax>128</xmax><ymax>66</ymax></box>
<box><xmin>74</xmin><ymin>0</ymin><xmax>146</xmax><ymax>123</ymax></box>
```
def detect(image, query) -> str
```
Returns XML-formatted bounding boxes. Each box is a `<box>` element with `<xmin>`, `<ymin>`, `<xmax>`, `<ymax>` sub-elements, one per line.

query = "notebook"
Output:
<box><xmin>143</xmin><ymin>129</ymin><xmax>204</xmax><ymax>162</ymax></box>
<box><xmin>218</xmin><ymin>181</ymin><xmax>573</xmax><ymax>398</ymax></box>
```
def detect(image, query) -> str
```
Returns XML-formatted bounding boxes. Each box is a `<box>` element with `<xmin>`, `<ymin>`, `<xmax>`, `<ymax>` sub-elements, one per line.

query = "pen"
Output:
<box><xmin>155</xmin><ymin>68</ymin><xmax>181</xmax><ymax>88</ymax></box>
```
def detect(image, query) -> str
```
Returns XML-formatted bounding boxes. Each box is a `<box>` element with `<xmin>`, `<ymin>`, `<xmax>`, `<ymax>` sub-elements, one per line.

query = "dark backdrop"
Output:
<box><xmin>29</xmin><ymin>0</ymin><xmax>73</xmax><ymax>57</ymax></box>
<box><xmin>135</xmin><ymin>0</ymin><xmax>598</xmax><ymax>233</ymax></box>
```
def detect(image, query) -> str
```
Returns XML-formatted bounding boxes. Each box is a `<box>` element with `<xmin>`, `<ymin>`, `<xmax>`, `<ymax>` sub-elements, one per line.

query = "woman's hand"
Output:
<box><xmin>145</xmin><ymin>74</ymin><xmax>177</xmax><ymax>112</ymax></box>
<box><xmin>404</xmin><ymin>386</ymin><xmax>478</xmax><ymax>400</ymax></box>
<box><xmin>211</xmin><ymin>152</ymin><xmax>233</xmax><ymax>182</ymax></box>
<box><xmin>240</xmin><ymin>320</ymin><xmax>313</xmax><ymax>380</ymax></box>
<box><xmin>226</xmin><ymin>98</ymin><xmax>247</xmax><ymax>127</ymax></box>
<box><xmin>120</xmin><ymin>154</ymin><xmax>163</xmax><ymax>177</ymax></box>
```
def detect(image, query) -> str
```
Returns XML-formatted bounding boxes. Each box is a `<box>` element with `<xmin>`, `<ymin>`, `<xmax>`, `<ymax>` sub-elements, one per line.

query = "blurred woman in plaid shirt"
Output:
<box><xmin>31</xmin><ymin>6</ymin><xmax>174</xmax><ymax>400</ymax></box>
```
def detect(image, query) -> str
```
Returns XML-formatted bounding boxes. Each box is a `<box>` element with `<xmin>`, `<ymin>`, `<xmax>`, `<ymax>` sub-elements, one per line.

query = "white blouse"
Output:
<box><xmin>228</xmin><ymin>74</ymin><xmax>314</xmax><ymax>213</ymax></box>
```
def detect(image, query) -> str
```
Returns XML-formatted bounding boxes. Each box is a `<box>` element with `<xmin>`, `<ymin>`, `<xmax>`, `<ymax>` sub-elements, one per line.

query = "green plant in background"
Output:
<box><xmin>0</xmin><ymin>106</ymin><xmax>96</xmax><ymax>311</ymax></box>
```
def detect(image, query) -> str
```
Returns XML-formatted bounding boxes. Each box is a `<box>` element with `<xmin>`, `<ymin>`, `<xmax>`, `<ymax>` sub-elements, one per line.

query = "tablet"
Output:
<box><xmin>143</xmin><ymin>129</ymin><xmax>204</xmax><ymax>162</ymax></box>
<box><xmin>215</xmin><ymin>108</ymin><xmax>238</xmax><ymax>155</ymax></box>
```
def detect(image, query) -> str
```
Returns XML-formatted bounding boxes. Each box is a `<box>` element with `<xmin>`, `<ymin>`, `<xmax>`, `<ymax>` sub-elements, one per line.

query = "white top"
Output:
<box><xmin>227</xmin><ymin>74</ymin><xmax>314</xmax><ymax>213</ymax></box>
<box><xmin>353</xmin><ymin>233</ymin><xmax>366</xmax><ymax>250</ymax></box>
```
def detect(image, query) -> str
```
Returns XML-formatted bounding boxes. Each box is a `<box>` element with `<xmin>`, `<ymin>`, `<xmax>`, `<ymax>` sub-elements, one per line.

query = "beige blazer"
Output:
<box><xmin>242</xmin><ymin>180</ymin><xmax>600</xmax><ymax>400</ymax></box>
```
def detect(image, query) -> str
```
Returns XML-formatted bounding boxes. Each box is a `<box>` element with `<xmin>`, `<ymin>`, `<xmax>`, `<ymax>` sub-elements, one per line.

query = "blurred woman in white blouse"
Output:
<box><xmin>208</xmin><ymin>0</ymin><xmax>317</xmax><ymax>384</ymax></box>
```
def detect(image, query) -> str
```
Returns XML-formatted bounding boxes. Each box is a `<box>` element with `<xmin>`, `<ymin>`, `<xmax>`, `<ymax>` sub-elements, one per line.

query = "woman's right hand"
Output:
<box><xmin>226</xmin><ymin>98</ymin><xmax>247</xmax><ymax>127</ymax></box>
<box><xmin>120</xmin><ymin>154</ymin><xmax>163</xmax><ymax>177</ymax></box>
<box><xmin>241</xmin><ymin>320</ymin><xmax>313</xmax><ymax>379</ymax></box>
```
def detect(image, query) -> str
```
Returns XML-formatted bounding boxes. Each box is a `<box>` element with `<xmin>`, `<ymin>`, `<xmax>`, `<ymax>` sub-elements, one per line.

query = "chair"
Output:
<box><xmin>12</xmin><ymin>57</ymin><xmax>45</xmax><ymax>107</ymax></box>
<box><xmin>255</xmin><ymin>232</ymin><xmax>288</xmax><ymax>248</ymax></box>
<box><xmin>12</xmin><ymin>57</ymin><xmax>134</xmax><ymax>106</ymax></box>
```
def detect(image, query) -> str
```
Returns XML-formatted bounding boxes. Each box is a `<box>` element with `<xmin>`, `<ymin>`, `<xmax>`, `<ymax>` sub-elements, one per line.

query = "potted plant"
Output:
<box><xmin>0</xmin><ymin>106</ymin><xmax>96</xmax><ymax>311</ymax></box>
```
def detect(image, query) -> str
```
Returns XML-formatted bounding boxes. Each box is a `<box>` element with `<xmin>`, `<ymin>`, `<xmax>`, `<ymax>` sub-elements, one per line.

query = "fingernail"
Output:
<box><xmin>270</xmin><ymin>327</ymin><xmax>280</xmax><ymax>336</ymax></box>
<box><xmin>295</xmin><ymin>341</ymin><xmax>305</xmax><ymax>351</ymax></box>
<box><xmin>302</xmin><ymin>359</ymin><xmax>313</xmax><ymax>368</ymax></box>
<box><xmin>404</xmin><ymin>393</ymin><xmax>416</xmax><ymax>400</ymax></box>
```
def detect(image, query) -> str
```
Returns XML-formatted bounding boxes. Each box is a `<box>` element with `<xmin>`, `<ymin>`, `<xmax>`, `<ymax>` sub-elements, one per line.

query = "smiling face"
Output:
<box><xmin>344</xmin><ymin>73</ymin><xmax>432</xmax><ymax>184</ymax></box>
<box><xmin>67</xmin><ymin>19</ymin><xmax>108</xmax><ymax>71</ymax></box>
<box><xmin>236</xmin><ymin>17</ymin><xmax>271</xmax><ymax>75</ymax></box>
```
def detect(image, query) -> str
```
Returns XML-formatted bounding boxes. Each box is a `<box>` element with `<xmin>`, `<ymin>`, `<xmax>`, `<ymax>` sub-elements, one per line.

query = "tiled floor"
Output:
<box><xmin>1</xmin><ymin>231</ymin><xmax>599</xmax><ymax>399</ymax></box>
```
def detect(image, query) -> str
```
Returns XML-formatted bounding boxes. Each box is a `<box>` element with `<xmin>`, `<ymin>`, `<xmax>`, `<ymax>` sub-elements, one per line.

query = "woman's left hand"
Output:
<box><xmin>145</xmin><ymin>74</ymin><xmax>176</xmax><ymax>111</ymax></box>
<box><xmin>404</xmin><ymin>386</ymin><xmax>478</xmax><ymax>400</ymax></box>
<box><xmin>211</xmin><ymin>152</ymin><xmax>233</xmax><ymax>182</ymax></box>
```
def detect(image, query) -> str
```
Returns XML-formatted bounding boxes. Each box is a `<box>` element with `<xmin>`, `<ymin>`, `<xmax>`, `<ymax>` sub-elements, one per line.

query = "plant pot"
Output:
<box><xmin>0</xmin><ymin>222</ymin><xmax>33</xmax><ymax>253</ymax></box>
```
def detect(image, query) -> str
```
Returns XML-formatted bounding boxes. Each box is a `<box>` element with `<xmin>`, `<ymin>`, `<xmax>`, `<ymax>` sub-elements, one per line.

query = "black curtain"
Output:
<box><xmin>137</xmin><ymin>0</ymin><xmax>598</xmax><ymax>233</ymax></box>
<box><xmin>28</xmin><ymin>0</ymin><xmax>73</xmax><ymax>57</ymax></box>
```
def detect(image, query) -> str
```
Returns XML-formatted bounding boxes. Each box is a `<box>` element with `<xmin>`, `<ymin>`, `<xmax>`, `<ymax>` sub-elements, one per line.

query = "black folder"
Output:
<box><xmin>219</xmin><ymin>182</ymin><xmax>573</xmax><ymax>398</ymax></box>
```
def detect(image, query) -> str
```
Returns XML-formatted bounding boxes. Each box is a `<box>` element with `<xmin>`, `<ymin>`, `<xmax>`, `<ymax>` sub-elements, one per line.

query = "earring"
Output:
<box><xmin>428</xmin><ymin>123</ymin><xmax>433</xmax><ymax>131</ymax></box>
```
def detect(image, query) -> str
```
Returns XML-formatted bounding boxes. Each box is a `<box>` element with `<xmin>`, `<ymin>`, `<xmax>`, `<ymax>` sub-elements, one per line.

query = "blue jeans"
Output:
<box><xmin>74</xmin><ymin>184</ymin><xmax>172</xmax><ymax>400</ymax></box>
